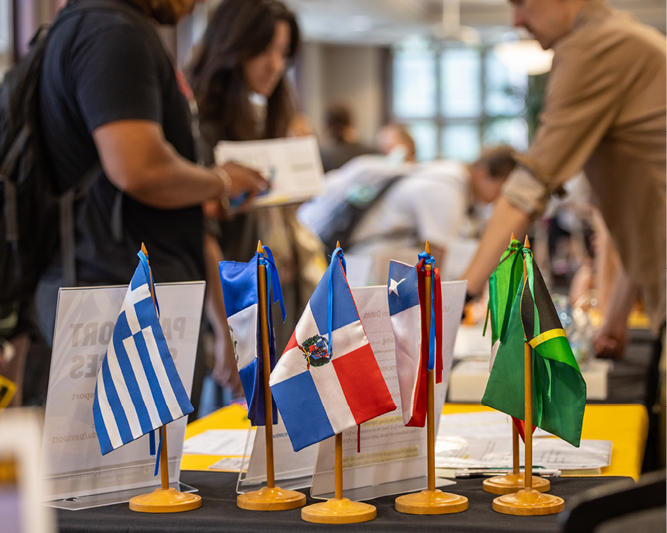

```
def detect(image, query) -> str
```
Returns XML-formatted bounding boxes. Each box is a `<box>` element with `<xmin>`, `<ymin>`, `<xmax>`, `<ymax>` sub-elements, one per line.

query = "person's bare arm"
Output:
<box><xmin>462</xmin><ymin>196</ymin><xmax>532</xmax><ymax>296</ymax></box>
<box><xmin>93</xmin><ymin>119</ymin><xmax>267</xmax><ymax>208</ymax></box>
<box><xmin>594</xmin><ymin>264</ymin><xmax>637</xmax><ymax>360</ymax></box>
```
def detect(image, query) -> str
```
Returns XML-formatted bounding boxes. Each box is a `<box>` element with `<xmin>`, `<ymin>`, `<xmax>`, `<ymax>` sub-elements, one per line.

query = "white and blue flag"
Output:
<box><xmin>387</xmin><ymin>253</ymin><xmax>443</xmax><ymax>427</ymax></box>
<box><xmin>93</xmin><ymin>249</ymin><xmax>193</xmax><ymax>456</ymax></box>
<box><xmin>219</xmin><ymin>246</ymin><xmax>284</xmax><ymax>426</ymax></box>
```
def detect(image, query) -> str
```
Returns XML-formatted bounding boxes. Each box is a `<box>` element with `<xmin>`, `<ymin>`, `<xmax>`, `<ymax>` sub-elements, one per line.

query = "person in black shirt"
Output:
<box><xmin>36</xmin><ymin>0</ymin><xmax>268</xmax><ymax>417</ymax></box>
<box><xmin>36</xmin><ymin>0</ymin><xmax>267</xmax><ymax>345</ymax></box>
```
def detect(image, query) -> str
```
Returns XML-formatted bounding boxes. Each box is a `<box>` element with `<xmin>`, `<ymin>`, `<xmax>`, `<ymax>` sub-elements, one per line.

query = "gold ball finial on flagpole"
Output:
<box><xmin>425</xmin><ymin>240</ymin><xmax>431</xmax><ymax>255</ymax></box>
<box><xmin>524</xmin><ymin>236</ymin><xmax>530</xmax><ymax>249</ymax></box>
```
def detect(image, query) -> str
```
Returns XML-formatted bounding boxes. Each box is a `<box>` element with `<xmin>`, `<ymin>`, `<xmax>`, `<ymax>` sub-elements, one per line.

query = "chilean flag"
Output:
<box><xmin>269</xmin><ymin>248</ymin><xmax>396</xmax><ymax>452</ymax></box>
<box><xmin>387</xmin><ymin>254</ymin><xmax>443</xmax><ymax>427</ymax></box>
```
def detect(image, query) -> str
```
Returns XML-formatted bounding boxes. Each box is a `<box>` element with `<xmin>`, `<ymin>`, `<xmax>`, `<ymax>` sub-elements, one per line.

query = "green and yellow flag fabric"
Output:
<box><xmin>482</xmin><ymin>244</ymin><xmax>586</xmax><ymax>447</ymax></box>
<box><xmin>485</xmin><ymin>238</ymin><xmax>524</xmax><ymax>348</ymax></box>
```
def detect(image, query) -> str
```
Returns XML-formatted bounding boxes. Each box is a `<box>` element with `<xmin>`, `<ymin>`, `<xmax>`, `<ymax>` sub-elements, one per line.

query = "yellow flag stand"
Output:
<box><xmin>395</xmin><ymin>242</ymin><xmax>468</xmax><ymax>515</ymax></box>
<box><xmin>491</xmin><ymin>237</ymin><xmax>564</xmax><ymax>516</ymax></box>
<box><xmin>301</xmin><ymin>433</ymin><xmax>377</xmax><ymax>524</ymax></box>
<box><xmin>237</xmin><ymin>242</ymin><xmax>306</xmax><ymax>511</ymax></box>
<box><xmin>130</xmin><ymin>244</ymin><xmax>202</xmax><ymax>513</ymax></box>
<box><xmin>301</xmin><ymin>242</ymin><xmax>376</xmax><ymax>524</ymax></box>
<box><xmin>484</xmin><ymin>235</ymin><xmax>549</xmax><ymax>496</ymax></box>
<box><xmin>129</xmin><ymin>425</ymin><xmax>202</xmax><ymax>512</ymax></box>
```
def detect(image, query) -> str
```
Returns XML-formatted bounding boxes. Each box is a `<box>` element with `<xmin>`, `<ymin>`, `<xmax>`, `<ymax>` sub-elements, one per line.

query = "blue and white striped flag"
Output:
<box><xmin>93</xmin><ymin>249</ymin><xmax>193</xmax><ymax>456</ymax></box>
<box><xmin>219</xmin><ymin>245</ymin><xmax>283</xmax><ymax>426</ymax></box>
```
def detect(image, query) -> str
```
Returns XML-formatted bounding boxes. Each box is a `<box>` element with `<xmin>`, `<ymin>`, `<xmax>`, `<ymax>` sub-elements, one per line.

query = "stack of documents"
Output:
<box><xmin>435</xmin><ymin>411</ymin><xmax>611</xmax><ymax>476</ymax></box>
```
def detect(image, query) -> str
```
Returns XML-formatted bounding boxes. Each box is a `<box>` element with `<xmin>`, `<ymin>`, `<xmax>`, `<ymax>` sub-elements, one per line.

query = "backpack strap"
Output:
<box><xmin>339</xmin><ymin>174</ymin><xmax>406</xmax><ymax>249</ymax></box>
<box><xmin>59</xmin><ymin>163</ymin><xmax>102</xmax><ymax>287</ymax></box>
<box><xmin>0</xmin><ymin>127</ymin><xmax>30</xmax><ymax>244</ymax></box>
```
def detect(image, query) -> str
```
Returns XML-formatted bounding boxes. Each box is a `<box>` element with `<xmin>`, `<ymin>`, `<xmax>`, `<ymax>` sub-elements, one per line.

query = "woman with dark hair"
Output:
<box><xmin>189</xmin><ymin>0</ymin><xmax>300</xmax><ymax>147</ymax></box>
<box><xmin>188</xmin><ymin>0</ymin><xmax>324</xmax><ymax>401</ymax></box>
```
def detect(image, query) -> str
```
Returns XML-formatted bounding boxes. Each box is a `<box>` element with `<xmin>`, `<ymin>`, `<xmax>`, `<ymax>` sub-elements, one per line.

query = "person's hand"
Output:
<box><xmin>219</xmin><ymin>162</ymin><xmax>270</xmax><ymax>210</ymax></box>
<box><xmin>202</xmin><ymin>199</ymin><xmax>226</xmax><ymax>219</ymax></box>
<box><xmin>594</xmin><ymin>321</ymin><xmax>628</xmax><ymax>360</ymax></box>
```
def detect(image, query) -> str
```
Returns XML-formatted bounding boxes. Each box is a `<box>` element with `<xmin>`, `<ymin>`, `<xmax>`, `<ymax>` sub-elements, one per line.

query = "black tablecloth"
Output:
<box><xmin>57</xmin><ymin>471</ymin><xmax>629</xmax><ymax>532</ymax></box>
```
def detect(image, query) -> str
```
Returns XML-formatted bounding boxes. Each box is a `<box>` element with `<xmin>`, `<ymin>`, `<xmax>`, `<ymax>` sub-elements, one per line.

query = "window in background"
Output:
<box><xmin>393</xmin><ymin>38</ymin><xmax>437</xmax><ymax>120</ymax></box>
<box><xmin>441</xmin><ymin>47</ymin><xmax>481</xmax><ymax>118</ymax></box>
<box><xmin>391</xmin><ymin>38</ymin><xmax>529</xmax><ymax>162</ymax></box>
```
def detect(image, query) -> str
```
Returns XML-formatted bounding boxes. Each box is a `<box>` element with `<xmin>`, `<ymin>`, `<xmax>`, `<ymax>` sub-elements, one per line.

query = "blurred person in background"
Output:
<box><xmin>300</xmin><ymin>145</ymin><xmax>516</xmax><ymax>285</ymax></box>
<box><xmin>376</xmin><ymin>123</ymin><xmax>416</xmax><ymax>164</ymax></box>
<box><xmin>319</xmin><ymin>103</ymin><xmax>376</xmax><ymax>172</ymax></box>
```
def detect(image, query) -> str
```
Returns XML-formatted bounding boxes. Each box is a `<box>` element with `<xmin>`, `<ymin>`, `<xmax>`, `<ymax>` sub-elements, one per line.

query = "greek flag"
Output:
<box><xmin>93</xmin><ymin>249</ymin><xmax>193</xmax><ymax>456</ymax></box>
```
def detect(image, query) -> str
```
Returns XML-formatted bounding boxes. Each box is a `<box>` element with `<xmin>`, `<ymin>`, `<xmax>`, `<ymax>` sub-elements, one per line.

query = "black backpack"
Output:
<box><xmin>0</xmin><ymin>0</ymin><xmax>149</xmax><ymax>308</ymax></box>
<box><xmin>317</xmin><ymin>174</ymin><xmax>405</xmax><ymax>255</ymax></box>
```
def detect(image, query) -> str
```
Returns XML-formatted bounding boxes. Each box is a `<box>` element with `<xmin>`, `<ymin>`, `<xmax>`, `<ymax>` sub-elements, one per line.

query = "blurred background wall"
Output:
<box><xmin>3</xmin><ymin>0</ymin><xmax>665</xmax><ymax>160</ymax></box>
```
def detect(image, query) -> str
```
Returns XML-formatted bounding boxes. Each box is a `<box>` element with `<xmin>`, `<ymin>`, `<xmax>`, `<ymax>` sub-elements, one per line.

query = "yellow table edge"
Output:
<box><xmin>182</xmin><ymin>403</ymin><xmax>647</xmax><ymax>480</ymax></box>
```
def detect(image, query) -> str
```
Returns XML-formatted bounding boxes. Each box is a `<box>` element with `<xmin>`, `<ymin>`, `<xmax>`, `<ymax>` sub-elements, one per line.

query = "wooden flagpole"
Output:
<box><xmin>129</xmin><ymin>244</ymin><xmax>201</xmax><ymax>513</ymax></box>
<box><xmin>484</xmin><ymin>234</ymin><xmax>549</xmax><ymax>495</ymax></box>
<box><xmin>394</xmin><ymin>241</ymin><xmax>468</xmax><ymax>515</ymax></box>
<box><xmin>492</xmin><ymin>236</ymin><xmax>564</xmax><ymax>516</ymax></box>
<box><xmin>302</xmin><ymin>242</ymin><xmax>377</xmax><ymax>524</ymax></box>
<box><xmin>237</xmin><ymin>241</ymin><xmax>306</xmax><ymax>511</ymax></box>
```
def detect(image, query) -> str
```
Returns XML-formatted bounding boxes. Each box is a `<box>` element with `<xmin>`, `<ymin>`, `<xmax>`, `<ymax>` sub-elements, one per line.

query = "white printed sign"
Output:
<box><xmin>310</xmin><ymin>281</ymin><xmax>466</xmax><ymax>500</ymax></box>
<box><xmin>214</xmin><ymin>136</ymin><xmax>325</xmax><ymax>207</ymax></box>
<box><xmin>40</xmin><ymin>282</ymin><xmax>205</xmax><ymax>501</ymax></box>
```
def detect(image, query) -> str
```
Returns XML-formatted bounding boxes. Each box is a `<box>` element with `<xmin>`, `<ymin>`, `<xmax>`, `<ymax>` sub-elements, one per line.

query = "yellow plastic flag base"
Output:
<box><xmin>395</xmin><ymin>489</ymin><xmax>468</xmax><ymax>515</ymax></box>
<box><xmin>483</xmin><ymin>473</ymin><xmax>550</xmax><ymax>494</ymax></box>
<box><xmin>237</xmin><ymin>486</ymin><xmax>306</xmax><ymax>511</ymax></box>
<box><xmin>129</xmin><ymin>487</ymin><xmax>202</xmax><ymax>513</ymax></box>
<box><xmin>301</xmin><ymin>497</ymin><xmax>376</xmax><ymax>524</ymax></box>
<box><xmin>493</xmin><ymin>488</ymin><xmax>564</xmax><ymax>516</ymax></box>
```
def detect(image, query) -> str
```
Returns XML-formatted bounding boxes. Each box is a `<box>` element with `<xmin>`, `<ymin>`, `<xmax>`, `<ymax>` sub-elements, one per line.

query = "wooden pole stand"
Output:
<box><xmin>491</xmin><ymin>237</ymin><xmax>563</xmax><ymax>515</ymax></box>
<box><xmin>238</xmin><ymin>242</ymin><xmax>306</xmax><ymax>511</ymax></box>
<box><xmin>483</xmin><ymin>425</ymin><xmax>550</xmax><ymax>494</ymax></box>
<box><xmin>129</xmin><ymin>425</ymin><xmax>202</xmax><ymax>513</ymax></box>
<box><xmin>301</xmin><ymin>434</ymin><xmax>377</xmax><ymax>524</ymax></box>
<box><xmin>395</xmin><ymin>242</ymin><xmax>468</xmax><ymax>515</ymax></box>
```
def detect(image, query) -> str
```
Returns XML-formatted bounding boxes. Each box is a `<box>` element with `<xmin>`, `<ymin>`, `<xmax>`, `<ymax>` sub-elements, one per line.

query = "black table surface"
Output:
<box><xmin>57</xmin><ymin>471</ymin><xmax>630</xmax><ymax>533</ymax></box>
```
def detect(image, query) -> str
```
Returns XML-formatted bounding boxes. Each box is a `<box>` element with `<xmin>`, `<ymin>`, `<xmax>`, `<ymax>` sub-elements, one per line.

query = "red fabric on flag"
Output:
<box><xmin>512</xmin><ymin>416</ymin><xmax>536</xmax><ymax>442</ymax></box>
<box><xmin>283</xmin><ymin>331</ymin><xmax>299</xmax><ymax>354</ymax></box>
<box><xmin>333</xmin><ymin>343</ymin><xmax>396</xmax><ymax>425</ymax></box>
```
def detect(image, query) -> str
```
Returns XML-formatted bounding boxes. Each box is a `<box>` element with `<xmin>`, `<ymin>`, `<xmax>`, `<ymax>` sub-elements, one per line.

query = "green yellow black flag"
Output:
<box><xmin>482</xmin><ymin>248</ymin><xmax>586</xmax><ymax>447</ymax></box>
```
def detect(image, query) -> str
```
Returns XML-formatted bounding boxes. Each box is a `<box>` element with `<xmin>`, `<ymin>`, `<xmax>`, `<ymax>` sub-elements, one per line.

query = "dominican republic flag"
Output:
<box><xmin>269</xmin><ymin>248</ymin><xmax>396</xmax><ymax>452</ymax></box>
<box><xmin>219</xmin><ymin>246</ymin><xmax>283</xmax><ymax>426</ymax></box>
<box><xmin>93</xmin><ymin>249</ymin><xmax>193</xmax><ymax>456</ymax></box>
<box><xmin>387</xmin><ymin>252</ymin><xmax>443</xmax><ymax>427</ymax></box>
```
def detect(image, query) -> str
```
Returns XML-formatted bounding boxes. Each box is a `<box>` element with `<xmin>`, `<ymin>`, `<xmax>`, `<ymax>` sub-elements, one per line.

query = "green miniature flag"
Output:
<box><xmin>482</xmin><ymin>248</ymin><xmax>586</xmax><ymax>447</ymax></box>
<box><xmin>485</xmin><ymin>238</ymin><xmax>524</xmax><ymax>347</ymax></box>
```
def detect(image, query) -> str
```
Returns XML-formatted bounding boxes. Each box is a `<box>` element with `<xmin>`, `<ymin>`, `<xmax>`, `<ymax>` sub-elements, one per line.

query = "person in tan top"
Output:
<box><xmin>465</xmin><ymin>0</ymin><xmax>665</xmax><ymax>340</ymax></box>
<box><xmin>463</xmin><ymin>0</ymin><xmax>666</xmax><ymax>469</ymax></box>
